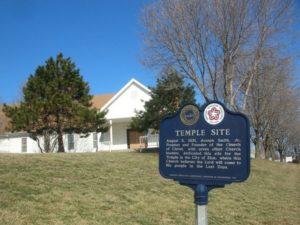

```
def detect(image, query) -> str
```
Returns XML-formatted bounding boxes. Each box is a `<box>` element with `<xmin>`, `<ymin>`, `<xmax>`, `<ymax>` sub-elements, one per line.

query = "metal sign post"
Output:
<box><xmin>159</xmin><ymin>101</ymin><xmax>251</xmax><ymax>225</ymax></box>
<box><xmin>196</xmin><ymin>205</ymin><xmax>207</xmax><ymax>225</ymax></box>
<box><xmin>193</xmin><ymin>184</ymin><xmax>209</xmax><ymax>225</ymax></box>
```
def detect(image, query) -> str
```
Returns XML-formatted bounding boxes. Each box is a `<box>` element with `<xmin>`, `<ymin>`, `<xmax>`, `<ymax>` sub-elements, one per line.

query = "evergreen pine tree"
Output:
<box><xmin>131</xmin><ymin>69</ymin><xmax>196</xmax><ymax>132</ymax></box>
<box><xmin>4</xmin><ymin>53</ymin><xmax>108</xmax><ymax>153</ymax></box>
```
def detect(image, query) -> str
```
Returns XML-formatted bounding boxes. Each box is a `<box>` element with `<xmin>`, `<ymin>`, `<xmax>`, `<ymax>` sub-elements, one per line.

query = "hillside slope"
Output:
<box><xmin>0</xmin><ymin>153</ymin><xmax>299</xmax><ymax>225</ymax></box>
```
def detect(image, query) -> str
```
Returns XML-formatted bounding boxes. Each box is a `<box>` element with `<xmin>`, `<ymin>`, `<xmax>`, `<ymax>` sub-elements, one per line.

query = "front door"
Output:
<box><xmin>127</xmin><ymin>129</ymin><xmax>145</xmax><ymax>149</ymax></box>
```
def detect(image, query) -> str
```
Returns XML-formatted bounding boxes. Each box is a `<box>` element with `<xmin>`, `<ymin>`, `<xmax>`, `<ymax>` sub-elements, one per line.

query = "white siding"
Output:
<box><xmin>0</xmin><ymin>136</ymin><xmax>40</xmax><ymax>153</ymax></box>
<box><xmin>64</xmin><ymin>133</ymin><xmax>98</xmax><ymax>153</ymax></box>
<box><xmin>105</xmin><ymin>82</ymin><xmax>150</xmax><ymax>120</ymax></box>
<box><xmin>0</xmin><ymin>133</ymin><xmax>98</xmax><ymax>153</ymax></box>
<box><xmin>0</xmin><ymin>137</ymin><xmax>21</xmax><ymax>153</ymax></box>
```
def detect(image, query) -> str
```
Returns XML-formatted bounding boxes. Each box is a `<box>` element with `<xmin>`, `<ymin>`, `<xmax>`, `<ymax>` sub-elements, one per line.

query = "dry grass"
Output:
<box><xmin>0</xmin><ymin>152</ymin><xmax>299</xmax><ymax>225</ymax></box>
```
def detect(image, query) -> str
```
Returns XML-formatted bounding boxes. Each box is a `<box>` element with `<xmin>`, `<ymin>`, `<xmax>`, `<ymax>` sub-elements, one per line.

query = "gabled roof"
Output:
<box><xmin>101</xmin><ymin>78</ymin><xmax>151</xmax><ymax>111</ymax></box>
<box><xmin>91</xmin><ymin>94</ymin><xmax>115</xmax><ymax>109</ymax></box>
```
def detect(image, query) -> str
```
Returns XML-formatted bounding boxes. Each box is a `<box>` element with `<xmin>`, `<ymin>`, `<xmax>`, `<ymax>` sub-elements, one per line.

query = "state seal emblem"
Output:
<box><xmin>180</xmin><ymin>105</ymin><xmax>199</xmax><ymax>126</ymax></box>
<box><xmin>204</xmin><ymin>103</ymin><xmax>224</xmax><ymax>125</ymax></box>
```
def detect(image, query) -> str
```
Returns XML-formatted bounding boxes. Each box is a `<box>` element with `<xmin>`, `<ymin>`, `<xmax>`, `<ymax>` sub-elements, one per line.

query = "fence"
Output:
<box><xmin>139</xmin><ymin>134</ymin><xmax>159</xmax><ymax>150</ymax></box>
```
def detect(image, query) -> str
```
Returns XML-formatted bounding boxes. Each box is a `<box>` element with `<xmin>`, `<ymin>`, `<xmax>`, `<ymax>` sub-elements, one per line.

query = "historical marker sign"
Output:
<box><xmin>159</xmin><ymin>101</ymin><xmax>250</xmax><ymax>187</ymax></box>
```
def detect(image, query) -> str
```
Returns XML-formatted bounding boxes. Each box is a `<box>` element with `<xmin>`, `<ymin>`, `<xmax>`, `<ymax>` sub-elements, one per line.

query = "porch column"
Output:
<box><xmin>109</xmin><ymin>120</ymin><xmax>113</xmax><ymax>152</ymax></box>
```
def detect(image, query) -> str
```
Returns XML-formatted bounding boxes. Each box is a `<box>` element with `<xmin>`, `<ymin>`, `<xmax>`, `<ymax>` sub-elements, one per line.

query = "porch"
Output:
<box><xmin>98</xmin><ymin>118</ymin><xmax>147</xmax><ymax>151</ymax></box>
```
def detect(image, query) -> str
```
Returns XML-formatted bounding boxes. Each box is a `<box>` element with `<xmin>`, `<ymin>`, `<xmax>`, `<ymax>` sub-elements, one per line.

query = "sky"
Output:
<box><xmin>0</xmin><ymin>0</ymin><xmax>299</xmax><ymax>103</ymax></box>
<box><xmin>0</xmin><ymin>0</ymin><xmax>154</xmax><ymax>103</ymax></box>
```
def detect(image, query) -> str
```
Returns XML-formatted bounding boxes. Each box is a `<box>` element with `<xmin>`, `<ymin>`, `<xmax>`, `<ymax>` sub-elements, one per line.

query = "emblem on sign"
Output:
<box><xmin>204</xmin><ymin>103</ymin><xmax>224</xmax><ymax>125</ymax></box>
<box><xmin>180</xmin><ymin>105</ymin><xmax>199</xmax><ymax>126</ymax></box>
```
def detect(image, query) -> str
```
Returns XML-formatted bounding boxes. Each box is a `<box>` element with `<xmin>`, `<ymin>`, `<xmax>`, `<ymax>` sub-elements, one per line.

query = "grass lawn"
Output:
<box><xmin>0</xmin><ymin>152</ymin><xmax>299</xmax><ymax>225</ymax></box>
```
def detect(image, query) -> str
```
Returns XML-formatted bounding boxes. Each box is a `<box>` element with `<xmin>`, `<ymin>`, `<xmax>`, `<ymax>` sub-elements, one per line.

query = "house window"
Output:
<box><xmin>21</xmin><ymin>137</ymin><xmax>27</xmax><ymax>152</ymax></box>
<box><xmin>68</xmin><ymin>134</ymin><xmax>74</xmax><ymax>150</ymax></box>
<box><xmin>100</xmin><ymin>132</ymin><xmax>110</xmax><ymax>143</ymax></box>
<box><xmin>93</xmin><ymin>133</ymin><xmax>98</xmax><ymax>148</ymax></box>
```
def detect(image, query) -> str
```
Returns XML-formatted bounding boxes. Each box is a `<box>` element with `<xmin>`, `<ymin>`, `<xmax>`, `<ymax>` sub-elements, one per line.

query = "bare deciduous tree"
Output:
<box><xmin>142</xmin><ymin>0</ymin><xmax>296</xmax><ymax>160</ymax></box>
<box><xmin>245</xmin><ymin>55</ymin><xmax>298</xmax><ymax>159</ymax></box>
<box><xmin>271</xmin><ymin>86</ymin><xmax>299</xmax><ymax>161</ymax></box>
<box><xmin>142</xmin><ymin>0</ymin><xmax>293</xmax><ymax>110</ymax></box>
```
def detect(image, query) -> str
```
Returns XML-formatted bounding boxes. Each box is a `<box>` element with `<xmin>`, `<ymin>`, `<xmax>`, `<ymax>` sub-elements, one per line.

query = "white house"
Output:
<box><xmin>0</xmin><ymin>79</ymin><xmax>157</xmax><ymax>153</ymax></box>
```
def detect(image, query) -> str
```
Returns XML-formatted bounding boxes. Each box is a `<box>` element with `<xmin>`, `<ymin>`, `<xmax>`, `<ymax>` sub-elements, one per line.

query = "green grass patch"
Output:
<box><xmin>0</xmin><ymin>153</ymin><xmax>299</xmax><ymax>225</ymax></box>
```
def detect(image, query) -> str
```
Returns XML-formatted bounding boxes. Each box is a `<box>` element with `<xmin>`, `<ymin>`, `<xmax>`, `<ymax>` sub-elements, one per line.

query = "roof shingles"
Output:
<box><xmin>91</xmin><ymin>94</ymin><xmax>115</xmax><ymax>109</ymax></box>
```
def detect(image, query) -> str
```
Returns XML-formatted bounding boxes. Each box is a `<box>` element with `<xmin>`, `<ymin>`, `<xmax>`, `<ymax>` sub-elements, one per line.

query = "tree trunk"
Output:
<box><xmin>279</xmin><ymin>151</ymin><xmax>284</xmax><ymax>162</ymax></box>
<box><xmin>254</xmin><ymin>132</ymin><xmax>261</xmax><ymax>159</ymax></box>
<box><xmin>270</xmin><ymin>146</ymin><xmax>275</xmax><ymax>161</ymax></box>
<box><xmin>44</xmin><ymin>133</ymin><xmax>51</xmax><ymax>153</ymax></box>
<box><xmin>255</xmin><ymin>140</ymin><xmax>260</xmax><ymax>159</ymax></box>
<box><xmin>57</xmin><ymin>130</ymin><xmax>65</xmax><ymax>153</ymax></box>
<box><xmin>264</xmin><ymin>135</ymin><xmax>270</xmax><ymax>160</ymax></box>
<box><xmin>35</xmin><ymin>136</ymin><xmax>44</xmax><ymax>153</ymax></box>
<box><xmin>265</xmin><ymin>148</ymin><xmax>270</xmax><ymax>160</ymax></box>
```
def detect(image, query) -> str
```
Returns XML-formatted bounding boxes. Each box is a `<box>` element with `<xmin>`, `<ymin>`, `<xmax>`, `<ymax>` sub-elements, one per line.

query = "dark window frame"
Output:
<box><xmin>68</xmin><ymin>134</ymin><xmax>75</xmax><ymax>150</ymax></box>
<box><xmin>21</xmin><ymin>137</ymin><xmax>27</xmax><ymax>153</ymax></box>
<box><xmin>93</xmin><ymin>133</ymin><xmax>98</xmax><ymax>149</ymax></box>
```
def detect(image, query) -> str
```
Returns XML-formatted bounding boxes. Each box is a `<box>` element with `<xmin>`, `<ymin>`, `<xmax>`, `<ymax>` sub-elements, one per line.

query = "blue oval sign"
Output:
<box><xmin>159</xmin><ymin>101</ymin><xmax>250</xmax><ymax>186</ymax></box>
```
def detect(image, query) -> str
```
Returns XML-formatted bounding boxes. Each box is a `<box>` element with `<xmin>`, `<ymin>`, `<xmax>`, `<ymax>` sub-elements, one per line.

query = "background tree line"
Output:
<box><xmin>141</xmin><ymin>0</ymin><xmax>299</xmax><ymax>161</ymax></box>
